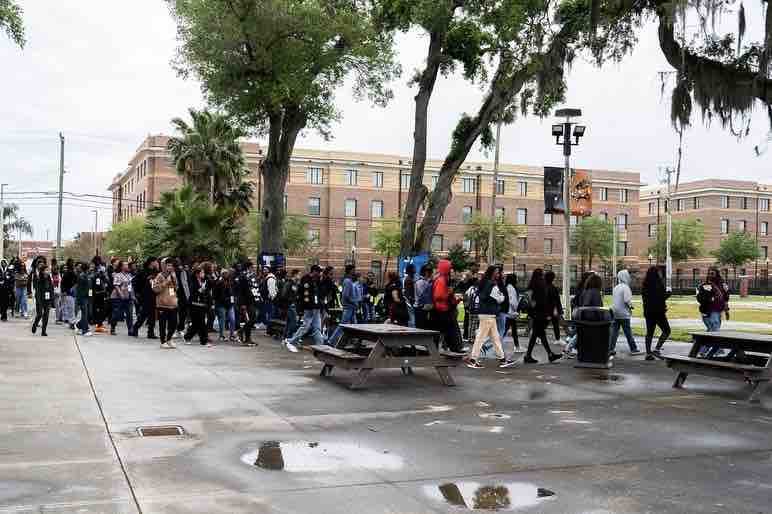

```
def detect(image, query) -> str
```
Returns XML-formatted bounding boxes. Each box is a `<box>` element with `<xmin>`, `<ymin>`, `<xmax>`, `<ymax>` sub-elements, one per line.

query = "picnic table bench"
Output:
<box><xmin>663</xmin><ymin>331</ymin><xmax>772</xmax><ymax>403</ymax></box>
<box><xmin>310</xmin><ymin>323</ymin><xmax>461</xmax><ymax>389</ymax></box>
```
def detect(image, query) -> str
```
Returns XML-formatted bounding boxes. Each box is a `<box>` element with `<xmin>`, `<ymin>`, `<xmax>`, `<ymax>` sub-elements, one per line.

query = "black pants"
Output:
<box><xmin>177</xmin><ymin>301</ymin><xmax>189</xmax><ymax>332</ymax></box>
<box><xmin>185</xmin><ymin>305</ymin><xmax>208</xmax><ymax>344</ymax></box>
<box><xmin>240</xmin><ymin>304</ymin><xmax>257</xmax><ymax>342</ymax></box>
<box><xmin>133</xmin><ymin>300</ymin><xmax>157</xmax><ymax>336</ymax></box>
<box><xmin>551</xmin><ymin>317</ymin><xmax>561</xmax><ymax>340</ymax></box>
<box><xmin>0</xmin><ymin>291</ymin><xmax>9</xmax><ymax>321</ymax></box>
<box><xmin>157</xmin><ymin>308</ymin><xmax>177</xmax><ymax>343</ymax></box>
<box><xmin>645</xmin><ymin>313</ymin><xmax>671</xmax><ymax>353</ymax></box>
<box><xmin>433</xmin><ymin>310</ymin><xmax>463</xmax><ymax>352</ymax></box>
<box><xmin>93</xmin><ymin>295</ymin><xmax>107</xmax><ymax>326</ymax></box>
<box><xmin>503</xmin><ymin>316</ymin><xmax>520</xmax><ymax>348</ymax></box>
<box><xmin>33</xmin><ymin>300</ymin><xmax>51</xmax><ymax>334</ymax></box>
<box><xmin>526</xmin><ymin>318</ymin><xmax>553</xmax><ymax>358</ymax></box>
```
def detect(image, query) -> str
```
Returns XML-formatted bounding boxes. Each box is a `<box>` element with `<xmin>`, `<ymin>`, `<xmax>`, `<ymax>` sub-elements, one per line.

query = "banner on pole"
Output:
<box><xmin>543</xmin><ymin>166</ymin><xmax>565</xmax><ymax>214</ymax></box>
<box><xmin>570</xmin><ymin>169</ymin><xmax>592</xmax><ymax>217</ymax></box>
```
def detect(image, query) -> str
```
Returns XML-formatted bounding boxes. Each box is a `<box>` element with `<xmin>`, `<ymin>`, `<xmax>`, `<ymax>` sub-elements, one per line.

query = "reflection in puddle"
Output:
<box><xmin>590</xmin><ymin>373</ymin><xmax>625</xmax><ymax>383</ymax></box>
<box><xmin>242</xmin><ymin>441</ymin><xmax>403</xmax><ymax>472</ymax></box>
<box><xmin>426</xmin><ymin>482</ymin><xmax>555</xmax><ymax>511</ymax></box>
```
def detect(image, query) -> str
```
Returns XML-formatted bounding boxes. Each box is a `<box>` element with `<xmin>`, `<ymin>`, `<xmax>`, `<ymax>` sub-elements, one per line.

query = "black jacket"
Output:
<box><xmin>35</xmin><ymin>273</ymin><xmax>54</xmax><ymax>305</ymax></box>
<box><xmin>213</xmin><ymin>277</ymin><xmax>235</xmax><ymax>308</ymax></box>
<box><xmin>529</xmin><ymin>283</ymin><xmax>551</xmax><ymax>320</ymax></box>
<box><xmin>61</xmin><ymin>269</ymin><xmax>77</xmax><ymax>296</ymax></box>
<box><xmin>239</xmin><ymin>271</ymin><xmax>260</xmax><ymax>306</ymax></box>
<box><xmin>546</xmin><ymin>284</ymin><xmax>564</xmax><ymax>317</ymax></box>
<box><xmin>579</xmin><ymin>288</ymin><xmax>603</xmax><ymax>308</ymax></box>
<box><xmin>476</xmin><ymin>279</ymin><xmax>501</xmax><ymax>316</ymax></box>
<box><xmin>642</xmin><ymin>281</ymin><xmax>670</xmax><ymax>317</ymax></box>
<box><xmin>188</xmin><ymin>276</ymin><xmax>211</xmax><ymax>308</ymax></box>
<box><xmin>298</xmin><ymin>274</ymin><xmax>322</xmax><ymax>311</ymax></box>
<box><xmin>318</xmin><ymin>276</ymin><xmax>338</xmax><ymax>309</ymax></box>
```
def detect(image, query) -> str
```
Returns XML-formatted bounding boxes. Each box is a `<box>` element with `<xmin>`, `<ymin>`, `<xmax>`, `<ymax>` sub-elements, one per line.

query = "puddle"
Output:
<box><xmin>242</xmin><ymin>441</ymin><xmax>403</xmax><ymax>472</ymax></box>
<box><xmin>590</xmin><ymin>373</ymin><xmax>625</xmax><ymax>383</ymax></box>
<box><xmin>425</xmin><ymin>482</ymin><xmax>555</xmax><ymax>510</ymax></box>
<box><xmin>478</xmin><ymin>413</ymin><xmax>512</xmax><ymax>420</ymax></box>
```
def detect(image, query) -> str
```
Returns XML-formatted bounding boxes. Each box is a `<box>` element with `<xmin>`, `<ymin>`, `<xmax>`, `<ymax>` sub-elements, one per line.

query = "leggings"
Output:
<box><xmin>502</xmin><ymin>316</ymin><xmax>520</xmax><ymax>348</ymax></box>
<box><xmin>526</xmin><ymin>318</ymin><xmax>553</xmax><ymax>358</ymax></box>
<box><xmin>551</xmin><ymin>317</ymin><xmax>561</xmax><ymax>340</ymax></box>
<box><xmin>645</xmin><ymin>313</ymin><xmax>671</xmax><ymax>353</ymax></box>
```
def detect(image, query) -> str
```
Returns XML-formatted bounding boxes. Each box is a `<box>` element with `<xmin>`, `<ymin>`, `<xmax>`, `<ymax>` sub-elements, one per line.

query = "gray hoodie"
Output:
<box><xmin>611</xmin><ymin>270</ymin><xmax>633</xmax><ymax>319</ymax></box>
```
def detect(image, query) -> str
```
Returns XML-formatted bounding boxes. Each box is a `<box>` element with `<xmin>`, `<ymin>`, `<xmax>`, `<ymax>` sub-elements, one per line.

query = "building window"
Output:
<box><xmin>760</xmin><ymin>198</ymin><xmax>770</xmax><ymax>211</ymax></box>
<box><xmin>517</xmin><ymin>237</ymin><xmax>527</xmax><ymax>253</ymax></box>
<box><xmin>762</xmin><ymin>246</ymin><xmax>769</xmax><ymax>259</ymax></box>
<box><xmin>283</xmin><ymin>194</ymin><xmax>288</xmax><ymax>211</ymax></box>
<box><xmin>462</xmin><ymin>239</ymin><xmax>472</xmax><ymax>252</ymax></box>
<box><xmin>544</xmin><ymin>213</ymin><xmax>553</xmax><ymax>226</ymax></box>
<box><xmin>570</xmin><ymin>215</ymin><xmax>578</xmax><ymax>226</ymax></box>
<box><xmin>738</xmin><ymin>220</ymin><xmax>747</xmax><ymax>232</ymax></box>
<box><xmin>308</xmin><ymin>197</ymin><xmax>321</xmax><ymax>216</ymax></box>
<box><xmin>762</xmin><ymin>221</ymin><xmax>769</xmax><ymax>236</ymax></box>
<box><xmin>617</xmin><ymin>241</ymin><xmax>628</xmax><ymax>256</ymax></box>
<box><xmin>306</xmin><ymin>167</ymin><xmax>323</xmax><ymax>185</ymax></box>
<box><xmin>721</xmin><ymin>195</ymin><xmax>729</xmax><ymax>208</ymax></box>
<box><xmin>371</xmin><ymin>261</ymin><xmax>382</xmax><ymax>282</ymax></box>
<box><xmin>516</xmin><ymin>208</ymin><xmax>527</xmax><ymax>225</ymax></box>
<box><xmin>648</xmin><ymin>202</ymin><xmax>655</xmax><ymax>215</ymax></box>
<box><xmin>694</xmin><ymin>197</ymin><xmax>703</xmax><ymax>209</ymax></box>
<box><xmin>517</xmin><ymin>181</ymin><xmax>528</xmax><ymax>196</ymax></box>
<box><xmin>741</xmin><ymin>197</ymin><xmax>749</xmax><ymax>210</ymax></box>
<box><xmin>676</xmin><ymin>199</ymin><xmax>684</xmax><ymax>211</ymax></box>
<box><xmin>617</xmin><ymin>213</ymin><xmax>628</xmax><ymax>230</ymax></box>
<box><xmin>600</xmin><ymin>188</ymin><xmax>608</xmax><ymax>201</ymax></box>
<box><xmin>372</xmin><ymin>171</ymin><xmax>383</xmax><ymax>189</ymax></box>
<box><xmin>431</xmin><ymin>175</ymin><xmax>439</xmax><ymax>189</ymax></box>
<box><xmin>345</xmin><ymin>199</ymin><xmax>357</xmax><ymax>218</ymax></box>
<box><xmin>720</xmin><ymin>219</ymin><xmax>729</xmax><ymax>234</ymax></box>
<box><xmin>600</xmin><ymin>212</ymin><xmax>608</xmax><ymax>222</ymax></box>
<box><xmin>620</xmin><ymin>189</ymin><xmax>629</xmax><ymax>203</ymax></box>
<box><xmin>344</xmin><ymin>230</ymin><xmax>356</xmax><ymax>250</ymax></box>
<box><xmin>308</xmin><ymin>229</ymin><xmax>320</xmax><ymax>246</ymax></box>
<box><xmin>371</xmin><ymin>200</ymin><xmax>383</xmax><ymax>219</ymax></box>
<box><xmin>495</xmin><ymin>207</ymin><xmax>505</xmax><ymax>221</ymax></box>
<box><xmin>431</xmin><ymin>234</ymin><xmax>444</xmax><ymax>252</ymax></box>
<box><xmin>344</xmin><ymin>169</ymin><xmax>358</xmax><ymax>186</ymax></box>
<box><xmin>544</xmin><ymin>239</ymin><xmax>553</xmax><ymax>255</ymax></box>
<box><xmin>462</xmin><ymin>177</ymin><xmax>476</xmax><ymax>193</ymax></box>
<box><xmin>648</xmin><ymin>224</ymin><xmax>657</xmax><ymax>238</ymax></box>
<box><xmin>495</xmin><ymin>179</ymin><xmax>505</xmax><ymax>195</ymax></box>
<box><xmin>399</xmin><ymin>173</ymin><xmax>410</xmax><ymax>190</ymax></box>
<box><xmin>462</xmin><ymin>206</ymin><xmax>473</xmax><ymax>224</ymax></box>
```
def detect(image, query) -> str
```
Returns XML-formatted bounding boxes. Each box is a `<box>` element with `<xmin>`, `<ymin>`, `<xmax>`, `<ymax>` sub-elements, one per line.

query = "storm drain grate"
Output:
<box><xmin>136</xmin><ymin>425</ymin><xmax>185</xmax><ymax>437</ymax></box>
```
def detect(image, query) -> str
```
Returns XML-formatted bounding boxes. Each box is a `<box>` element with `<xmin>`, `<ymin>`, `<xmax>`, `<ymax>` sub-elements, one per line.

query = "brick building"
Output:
<box><xmin>109</xmin><ymin>135</ymin><xmax>642</xmax><ymax>282</ymax></box>
<box><xmin>639</xmin><ymin>180</ymin><xmax>772</xmax><ymax>285</ymax></box>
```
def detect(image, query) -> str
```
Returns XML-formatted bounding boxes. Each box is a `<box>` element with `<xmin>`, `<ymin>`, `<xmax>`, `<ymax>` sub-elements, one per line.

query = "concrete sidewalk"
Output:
<box><xmin>2</xmin><ymin>316</ymin><xmax>772</xmax><ymax>513</ymax></box>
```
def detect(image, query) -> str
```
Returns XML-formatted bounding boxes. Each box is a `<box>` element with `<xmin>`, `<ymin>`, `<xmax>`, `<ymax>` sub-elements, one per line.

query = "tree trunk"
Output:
<box><xmin>260</xmin><ymin>107</ymin><xmax>306</xmax><ymax>254</ymax></box>
<box><xmin>399</xmin><ymin>30</ymin><xmax>444</xmax><ymax>257</ymax></box>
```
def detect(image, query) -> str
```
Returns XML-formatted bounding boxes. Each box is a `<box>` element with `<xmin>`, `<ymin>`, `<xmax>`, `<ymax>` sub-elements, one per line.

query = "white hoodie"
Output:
<box><xmin>611</xmin><ymin>270</ymin><xmax>633</xmax><ymax>319</ymax></box>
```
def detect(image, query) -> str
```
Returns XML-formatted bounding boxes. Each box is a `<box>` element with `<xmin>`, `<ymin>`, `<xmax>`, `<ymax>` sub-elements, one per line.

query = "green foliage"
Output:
<box><xmin>2</xmin><ymin>204</ymin><xmax>32</xmax><ymax>246</ymax></box>
<box><xmin>646</xmin><ymin>218</ymin><xmax>705</xmax><ymax>263</ymax></box>
<box><xmin>463</xmin><ymin>213</ymin><xmax>521</xmax><ymax>264</ymax></box>
<box><xmin>372</xmin><ymin>221</ymin><xmax>401</xmax><ymax>260</ymax></box>
<box><xmin>446</xmin><ymin>243</ymin><xmax>473</xmax><ymax>273</ymax></box>
<box><xmin>712</xmin><ymin>231</ymin><xmax>761</xmax><ymax>272</ymax></box>
<box><xmin>0</xmin><ymin>0</ymin><xmax>25</xmax><ymax>48</ymax></box>
<box><xmin>167</xmin><ymin>108</ymin><xmax>249</xmax><ymax>202</ymax></box>
<box><xmin>244</xmin><ymin>211</ymin><xmax>310</xmax><ymax>257</ymax></box>
<box><xmin>145</xmin><ymin>186</ymin><xmax>241</xmax><ymax>264</ymax></box>
<box><xmin>571</xmin><ymin>216</ymin><xmax>614</xmax><ymax>270</ymax></box>
<box><xmin>168</xmin><ymin>0</ymin><xmax>399</xmax><ymax>138</ymax></box>
<box><xmin>104</xmin><ymin>218</ymin><xmax>148</xmax><ymax>261</ymax></box>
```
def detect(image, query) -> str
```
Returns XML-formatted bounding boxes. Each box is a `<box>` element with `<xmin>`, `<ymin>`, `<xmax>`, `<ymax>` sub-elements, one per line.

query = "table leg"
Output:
<box><xmin>320</xmin><ymin>364</ymin><xmax>334</xmax><ymax>377</ymax></box>
<box><xmin>673</xmin><ymin>371</ymin><xmax>688</xmax><ymax>389</ymax></box>
<box><xmin>350</xmin><ymin>368</ymin><xmax>372</xmax><ymax>389</ymax></box>
<box><xmin>748</xmin><ymin>380</ymin><xmax>768</xmax><ymax>403</ymax></box>
<box><xmin>436</xmin><ymin>366</ymin><xmax>456</xmax><ymax>387</ymax></box>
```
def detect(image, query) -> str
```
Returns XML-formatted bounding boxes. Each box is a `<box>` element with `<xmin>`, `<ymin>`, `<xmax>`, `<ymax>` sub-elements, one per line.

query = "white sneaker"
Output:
<box><xmin>83</xmin><ymin>331</ymin><xmax>93</xmax><ymax>338</ymax></box>
<box><xmin>173</xmin><ymin>331</ymin><xmax>183</xmax><ymax>340</ymax></box>
<box><xmin>255</xmin><ymin>323</ymin><xmax>266</xmax><ymax>330</ymax></box>
<box><xmin>167</xmin><ymin>341</ymin><xmax>177</xmax><ymax>349</ymax></box>
<box><xmin>285</xmin><ymin>342</ymin><xmax>299</xmax><ymax>353</ymax></box>
<box><xmin>630</xmin><ymin>350</ymin><xmax>645</xmax><ymax>356</ymax></box>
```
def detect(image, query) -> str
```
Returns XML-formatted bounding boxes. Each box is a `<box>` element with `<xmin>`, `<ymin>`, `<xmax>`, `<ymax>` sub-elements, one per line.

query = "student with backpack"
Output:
<box><xmin>414</xmin><ymin>264</ymin><xmax>434</xmax><ymax>330</ymax></box>
<box><xmin>327</xmin><ymin>264</ymin><xmax>357</xmax><ymax>347</ymax></box>
<box><xmin>696</xmin><ymin>267</ymin><xmax>730</xmax><ymax>332</ymax></box>
<box><xmin>503</xmin><ymin>273</ymin><xmax>520</xmax><ymax>349</ymax></box>
<box><xmin>523</xmin><ymin>269</ymin><xmax>563</xmax><ymax>364</ymax></box>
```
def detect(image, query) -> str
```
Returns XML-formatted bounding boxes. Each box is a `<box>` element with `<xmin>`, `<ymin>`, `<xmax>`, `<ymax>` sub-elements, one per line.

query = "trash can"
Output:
<box><xmin>573</xmin><ymin>307</ymin><xmax>614</xmax><ymax>369</ymax></box>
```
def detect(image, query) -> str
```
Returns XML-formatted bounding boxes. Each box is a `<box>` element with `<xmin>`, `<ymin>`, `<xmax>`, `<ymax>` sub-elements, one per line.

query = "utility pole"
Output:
<box><xmin>0</xmin><ymin>183</ymin><xmax>7</xmax><ymax>262</ymax></box>
<box><xmin>92</xmin><ymin>209</ymin><xmax>99</xmax><ymax>257</ymax></box>
<box><xmin>662</xmin><ymin>166</ymin><xmax>675</xmax><ymax>290</ymax></box>
<box><xmin>56</xmin><ymin>133</ymin><xmax>65</xmax><ymax>262</ymax></box>
<box><xmin>488</xmin><ymin>121</ymin><xmax>502</xmax><ymax>265</ymax></box>
<box><xmin>612</xmin><ymin>219</ymin><xmax>618</xmax><ymax>286</ymax></box>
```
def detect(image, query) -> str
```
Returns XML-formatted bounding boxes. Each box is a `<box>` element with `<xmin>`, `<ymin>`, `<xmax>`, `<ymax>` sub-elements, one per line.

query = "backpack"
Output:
<box><xmin>416</xmin><ymin>278</ymin><xmax>434</xmax><ymax>307</ymax></box>
<box><xmin>518</xmin><ymin>290</ymin><xmax>535</xmax><ymax>314</ymax></box>
<box><xmin>464</xmin><ymin>285</ymin><xmax>480</xmax><ymax>315</ymax></box>
<box><xmin>696</xmin><ymin>284</ymin><xmax>714</xmax><ymax>315</ymax></box>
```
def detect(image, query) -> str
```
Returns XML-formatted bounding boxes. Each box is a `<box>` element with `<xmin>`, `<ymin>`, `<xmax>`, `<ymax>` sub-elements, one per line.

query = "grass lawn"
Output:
<box><xmin>603</xmin><ymin>296</ymin><xmax>772</xmax><ymax>324</ymax></box>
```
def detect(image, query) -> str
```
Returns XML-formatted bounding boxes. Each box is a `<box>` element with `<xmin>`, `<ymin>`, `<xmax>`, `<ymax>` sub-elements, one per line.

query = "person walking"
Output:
<box><xmin>403</xmin><ymin>263</ymin><xmax>416</xmax><ymax>328</ymax></box>
<box><xmin>110</xmin><ymin>261</ymin><xmax>135</xmax><ymax>336</ymax></box>
<box><xmin>213</xmin><ymin>269</ymin><xmax>236</xmax><ymax>342</ymax></box>
<box><xmin>132</xmin><ymin>258</ymin><xmax>159</xmax><ymax>339</ymax></box>
<box><xmin>609</xmin><ymin>270</ymin><xmax>643</xmax><ymax>356</ymax></box>
<box><xmin>281</xmin><ymin>269</ymin><xmax>301</xmax><ymax>340</ymax></box>
<box><xmin>0</xmin><ymin>261</ymin><xmax>13</xmax><ymax>322</ymax></box>
<box><xmin>153</xmin><ymin>259</ymin><xmax>178</xmax><ymax>348</ymax></box>
<box><xmin>503</xmin><ymin>273</ymin><xmax>520</xmax><ymax>350</ymax></box>
<box><xmin>185</xmin><ymin>266</ymin><xmax>211</xmax><ymax>346</ymax></box>
<box><xmin>386</xmin><ymin>281</ymin><xmax>410</xmax><ymax>326</ymax></box>
<box><xmin>51</xmin><ymin>261</ymin><xmax>62</xmax><ymax>324</ymax></box>
<box><xmin>697</xmin><ymin>267</ymin><xmax>730</xmax><ymax>332</ymax></box>
<box><xmin>60</xmin><ymin>259</ymin><xmax>77</xmax><ymax>329</ymax></box>
<box><xmin>414</xmin><ymin>264</ymin><xmax>434</xmax><ymax>330</ymax></box>
<box><xmin>284</xmin><ymin>265</ymin><xmax>325</xmax><ymax>353</ymax></box>
<box><xmin>91</xmin><ymin>262</ymin><xmax>109</xmax><ymax>333</ymax></box>
<box><xmin>174</xmin><ymin>261</ymin><xmax>191</xmax><ymax>339</ymax></box>
<box><xmin>327</xmin><ymin>264</ymin><xmax>357</xmax><ymax>347</ymax></box>
<box><xmin>75</xmin><ymin>263</ymin><xmax>94</xmax><ymax>337</ymax></box>
<box><xmin>31</xmin><ymin>264</ymin><xmax>54</xmax><ymax>336</ymax></box>
<box><xmin>523</xmin><ymin>269</ymin><xmax>563</xmax><ymax>364</ymax></box>
<box><xmin>641</xmin><ymin>266</ymin><xmax>672</xmax><ymax>360</ymax></box>
<box><xmin>463</xmin><ymin>266</ymin><xmax>517</xmax><ymax>369</ymax></box>
<box><xmin>14</xmin><ymin>262</ymin><xmax>29</xmax><ymax>319</ymax></box>
<box><xmin>544</xmin><ymin>271</ymin><xmax>563</xmax><ymax>343</ymax></box>
<box><xmin>238</xmin><ymin>262</ymin><xmax>260</xmax><ymax>346</ymax></box>
<box><xmin>432</xmin><ymin>259</ymin><xmax>464</xmax><ymax>353</ymax></box>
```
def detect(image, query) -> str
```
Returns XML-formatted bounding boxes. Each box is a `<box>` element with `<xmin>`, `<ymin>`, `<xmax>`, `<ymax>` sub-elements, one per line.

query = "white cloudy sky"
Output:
<box><xmin>1</xmin><ymin>0</ymin><xmax>769</xmax><ymax>241</ymax></box>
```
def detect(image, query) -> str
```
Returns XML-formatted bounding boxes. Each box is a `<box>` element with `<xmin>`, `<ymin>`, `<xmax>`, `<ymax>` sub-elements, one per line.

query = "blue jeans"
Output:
<box><xmin>216</xmin><ymin>305</ymin><xmax>236</xmax><ymax>338</ymax></box>
<box><xmin>110</xmin><ymin>298</ymin><xmax>134</xmax><ymax>335</ymax></box>
<box><xmin>328</xmin><ymin>305</ymin><xmax>357</xmax><ymax>347</ymax></box>
<box><xmin>15</xmin><ymin>287</ymin><xmax>27</xmax><ymax>316</ymax></box>
<box><xmin>702</xmin><ymin>311</ymin><xmax>722</xmax><ymax>332</ymax></box>
<box><xmin>610</xmin><ymin>318</ymin><xmax>639</xmax><ymax>352</ymax></box>
<box><xmin>77</xmin><ymin>298</ymin><xmax>91</xmax><ymax>335</ymax></box>
<box><xmin>284</xmin><ymin>305</ymin><xmax>299</xmax><ymax>339</ymax></box>
<box><xmin>407</xmin><ymin>303</ymin><xmax>415</xmax><ymax>328</ymax></box>
<box><xmin>287</xmin><ymin>309</ymin><xmax>324</xmax><ymax>346</ymax></box>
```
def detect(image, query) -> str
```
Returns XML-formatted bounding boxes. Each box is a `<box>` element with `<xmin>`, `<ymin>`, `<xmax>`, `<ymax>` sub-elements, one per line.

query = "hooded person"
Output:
<box><xmin>431</xmin><ymin>259</ymin><xmax>463</xmax><ymax>352</ymax></box>
<box><xmin>610</xmin><ymin>269</ymin><xmax>642</xmax><ymax>356</ymax></box>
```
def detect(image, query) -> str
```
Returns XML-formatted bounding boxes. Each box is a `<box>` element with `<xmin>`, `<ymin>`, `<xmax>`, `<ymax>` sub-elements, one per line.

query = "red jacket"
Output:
<box><xmin>432</xmin><ymin>259</ymin><xmax>453</xmax><ymax>312</ymax></box>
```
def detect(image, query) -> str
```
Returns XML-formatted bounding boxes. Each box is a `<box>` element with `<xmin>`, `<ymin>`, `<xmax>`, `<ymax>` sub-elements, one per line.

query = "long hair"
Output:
<box><xmin>585</xmin><ymin>274</ymin><xmax>603</xmax><ymax>291</ymax></box>
<box><xmin>528</xmin><ymin>268</ymin><xmax>545</xmax><ymax>291</ymax></box>
<box><xmin>483</xmin><ymin>265</ymin><xmax>497</xmax><ymax>281</ymax></box>
<box><xmin>642</xmin><ymin>266</ymin><xmax>662</xmax><ymax>290</ymax></box>
<box><xmin>708</xmin><ymin>266</ymin><xmax>723</xmax><ymax>285</ymax></box>
<box><xmin>505</xmin><ymin>273</ymin><xmax>517</xmax><ymax>288</ymax></box>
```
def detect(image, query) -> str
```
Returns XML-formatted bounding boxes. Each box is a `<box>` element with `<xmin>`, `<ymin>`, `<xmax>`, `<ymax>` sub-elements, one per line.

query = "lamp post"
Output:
<box><xmin>648</xmin><ymin>253</ymin><xmax>653</xmax><ymax>266</ymax></box>
<box><xmin>0</xmin><ymin>183</ymin><xmax>7</xmax><ymax>262</ymax></box>
<box><xmin>351</xmin><ymin>245</ymin><xmax>357</xmax><ymax>267</ymax></box>
<box><xmin>766</xmin><ymin>258</ymin><xmax>770</xmax><ymax>300</ymax></box>
<box><xmin>552</xmin><ymin>108</ymin><xmax>586</xmax><ymax>318</ymax></box>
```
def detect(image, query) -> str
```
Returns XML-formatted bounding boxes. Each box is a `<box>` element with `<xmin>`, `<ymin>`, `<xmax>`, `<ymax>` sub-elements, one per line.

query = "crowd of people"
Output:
<box><xmin>0</xmin><ymin>253</ymin><xmax>732</xmax><ymax>365</ymax></box>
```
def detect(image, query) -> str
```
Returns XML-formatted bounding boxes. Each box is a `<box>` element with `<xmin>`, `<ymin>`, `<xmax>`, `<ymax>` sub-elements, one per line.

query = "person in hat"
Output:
<box><xmin>283</xmin><ymin>264</ymin><xmax>325</xmax><ymax>353</ymax></box>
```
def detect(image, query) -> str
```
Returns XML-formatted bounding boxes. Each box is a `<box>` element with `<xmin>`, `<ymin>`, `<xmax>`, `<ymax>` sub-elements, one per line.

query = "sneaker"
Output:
<box><xmin>523</xmin><ymin>356</ymin><xmax>538</xmax><ymax>364</ymax></box>
<box><xmin>563</xmin><ymin>350</ymin><xmax>576</xmax><ymax>359</ymax></box>
<box><xmin>255</xmin><ymin>323</ymin><xmax>266</xmax><ymax>330</ymax></box>
<box><xmin>286</xmin><ymin>342</ymin><xmax>300</xmax><ymax>353</ymax></box>
<box><xmin>652</xmin><ymin>349</ymin><xmax>665</xmax><ymax>360</ymax></box>
<box><xmin>41</xmin><ymin>332</ymin><xmax>48</xmax><ymax>337</ymax></box>
<box><xmin>160</xmin><ymin>342</ymin><xmax>169</xmax><ymax>349</ymax></box>
<box><xmin>31</xmin><ymin>324</ymin><xmax>37</xmax><ymax>334</ymax></box>
<box><xmin>168</xmin><ymin>341</ymin><xmax>177</xmax><ymax>349</ymax></box>
<box><xmin>173</xmin><ymin>331</ymin><xmax>183</xmax><ymax>340</ymax></box>
<box><xmin>645</xmin><ymin>353</ymin><xmax>656</xmax><ymax>361</ymax></box>
<box><xmin>464</xmin><ymin>357</ymin><xmax>484</xmax><ymax>369</ymax></box>
<box><xmin>630</xmin><ymin>350</ymin><xmax>645</xmax><ymax>356</ymax></box>
<box><xmin>548</xmin><ymin>353</ymin><xmax>563</xmax><ymax>363</ymax></box>
<box><xmin>83</xmin><ymin>331</ymin><xmax>93</xmax><ymax>338</ymax></box>
<box><xmin>498</xmin><ymin>359</ymin><xmax>518</xmax><ymax>369</ymax></box>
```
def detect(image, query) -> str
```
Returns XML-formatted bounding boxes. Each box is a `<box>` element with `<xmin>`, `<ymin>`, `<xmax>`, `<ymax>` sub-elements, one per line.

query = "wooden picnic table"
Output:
<box><xmin>663</xmin><ymin>331</ymin><xmax>772</xmax><ymax>402</ymax></box>
<box><xmin>310</xmin><ymin>323</ymin><xmax>463</xmax><ymax>389</ymax></box>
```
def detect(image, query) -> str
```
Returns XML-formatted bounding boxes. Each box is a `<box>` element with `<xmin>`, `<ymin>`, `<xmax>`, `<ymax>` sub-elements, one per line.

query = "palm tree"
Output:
<box><xmin>167</xmin><ymin>109</ymin><xmax>248</xmax><ymax>205</ymax></box>
<box><xmin>2</xmin><ymin>204</ymin><xmax>33</xmax><ymax>244</ymax></box>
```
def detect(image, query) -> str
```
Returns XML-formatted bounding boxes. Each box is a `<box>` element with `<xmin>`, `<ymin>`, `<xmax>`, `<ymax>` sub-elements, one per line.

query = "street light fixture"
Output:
<box><xmin>552</xmin><ymin>108</ymin><xmax>585</xmax><ymax>318</ymax></box>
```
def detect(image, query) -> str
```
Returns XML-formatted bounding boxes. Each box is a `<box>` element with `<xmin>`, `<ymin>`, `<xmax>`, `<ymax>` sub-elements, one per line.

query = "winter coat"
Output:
<box><xmin>153</xmin><ymin>272</ymin><xmax>178</xmax><ymax>310</ymax></box>
<box><xmin>611</xmin><ymin>270</ymin><xmax>633</xmax><ymax>319</ymax></box>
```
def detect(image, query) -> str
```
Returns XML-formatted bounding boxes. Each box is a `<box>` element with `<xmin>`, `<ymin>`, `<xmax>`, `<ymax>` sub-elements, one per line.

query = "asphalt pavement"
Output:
<box><xmin>1</xmin><ymin>315</ymin><xmax>772</xmax><ymax>513</ymax></box>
